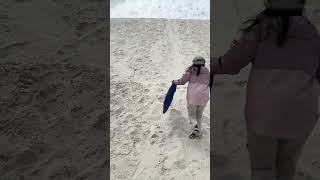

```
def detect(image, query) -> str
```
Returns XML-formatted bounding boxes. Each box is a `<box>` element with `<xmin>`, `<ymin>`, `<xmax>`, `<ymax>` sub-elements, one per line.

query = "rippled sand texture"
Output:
<box><xmin>0</xmin><ymin>0</ymin><xmax>107</xmax><ymax>179</ymax></box>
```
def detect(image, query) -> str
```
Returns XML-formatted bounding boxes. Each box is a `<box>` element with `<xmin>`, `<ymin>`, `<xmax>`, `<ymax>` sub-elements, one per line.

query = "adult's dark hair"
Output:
<box><xmin>240</xmin><ymin>8</ymin><xmax>303</xmax><ymax>47</ymax></box>
<box><xmin>186</xmin><ymin>64</ymin><xmax>204</xmax><ymax>76</ymax></box>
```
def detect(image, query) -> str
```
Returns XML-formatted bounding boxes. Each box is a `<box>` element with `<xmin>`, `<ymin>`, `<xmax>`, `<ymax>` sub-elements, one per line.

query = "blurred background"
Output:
<box><xmin>110</xmin><ymin>0</ymin><xmax>210</xmax><ymax>20</ymax></box>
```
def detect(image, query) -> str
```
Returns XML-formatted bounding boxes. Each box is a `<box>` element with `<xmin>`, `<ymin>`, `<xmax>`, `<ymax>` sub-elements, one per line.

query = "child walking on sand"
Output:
<box><xmin>173</xmin><ymin>56</ymin><xmax>210</xmax><ymax>139</ymax></box>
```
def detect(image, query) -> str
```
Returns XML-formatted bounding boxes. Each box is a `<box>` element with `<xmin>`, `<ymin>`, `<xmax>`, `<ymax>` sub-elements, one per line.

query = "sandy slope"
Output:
<box><xmin>110</xmin><ymin>18</ymin><xmax>210</xmax><ymax>180</ymax></box>
<box><xmin>0</xmin><ymin>63</ymin><xmax>107</xmax><ymax>179</ymax></box>
<box><xmin>0</xmin><ymin>0</ymin><xmax>108</xmax><ymax>179</ymax></box>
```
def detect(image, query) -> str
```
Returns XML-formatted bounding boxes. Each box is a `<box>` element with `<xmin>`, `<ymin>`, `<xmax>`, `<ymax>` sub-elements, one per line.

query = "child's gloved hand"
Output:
<box><xmin>172</xmin><ymin>80</ymin><xmax>178</xmax><ymax>85</ymax></box>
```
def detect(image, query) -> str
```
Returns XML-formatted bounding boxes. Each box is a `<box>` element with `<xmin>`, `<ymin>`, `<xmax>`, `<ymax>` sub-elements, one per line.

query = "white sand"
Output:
<box><xmin>1</xmin><ymin>0</ymin><xmax>318</xmax><ymax>179</ymax></box>
<box><xmin>110</xmin><ymin>18</ymin><xmax>210</xmax><ymax>179</ymax></box>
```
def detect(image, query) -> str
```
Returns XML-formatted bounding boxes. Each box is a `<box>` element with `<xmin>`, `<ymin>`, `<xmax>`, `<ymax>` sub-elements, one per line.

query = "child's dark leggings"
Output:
<box><xmin>247</xmin><ymin>130</ymin><xmax>306</xmax><ymax>180</ymax></box>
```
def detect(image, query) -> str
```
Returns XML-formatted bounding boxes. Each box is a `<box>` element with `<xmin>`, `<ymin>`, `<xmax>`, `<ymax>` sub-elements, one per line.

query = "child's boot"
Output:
<box><xmin>189</xmin><ymin>125</ymin><xmax>201</xmax><ymax>139</ymax></box>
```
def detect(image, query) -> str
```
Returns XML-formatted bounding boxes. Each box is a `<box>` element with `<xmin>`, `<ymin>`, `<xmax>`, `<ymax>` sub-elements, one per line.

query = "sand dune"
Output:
<box><xmin>1</xmin><ymin>0</ymin><xmax>320</xmax><ymax>179</ymax></box>
<box><xmin>110</xmin><ymin>18</ymin><xmax>210</xmax><ymax>180</ymax></box>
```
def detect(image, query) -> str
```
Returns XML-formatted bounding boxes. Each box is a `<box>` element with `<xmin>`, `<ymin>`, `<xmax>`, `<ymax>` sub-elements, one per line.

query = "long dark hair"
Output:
<box><xmin>241</xmin><ymin>8</ymin><xmax>303</xmax><ymax>47</ymax></box>
<box><xmin>186</xmin><ymin>65</ymin><xmax>204</xmax><ymax>76</ymax></box>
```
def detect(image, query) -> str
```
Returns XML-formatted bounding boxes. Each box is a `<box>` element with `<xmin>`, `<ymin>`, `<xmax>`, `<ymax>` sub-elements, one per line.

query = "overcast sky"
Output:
<box><xmin>110</xmin><ymin>0</ymin><xmax>210</xmax><ymax>20</ymax></box>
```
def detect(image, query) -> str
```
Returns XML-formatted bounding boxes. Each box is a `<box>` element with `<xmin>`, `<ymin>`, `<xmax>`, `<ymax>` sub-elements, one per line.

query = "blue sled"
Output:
<box><xmin>163</xmin><ymin>83</ymin><xmax>177</xmax><ymax>113</ymax></box>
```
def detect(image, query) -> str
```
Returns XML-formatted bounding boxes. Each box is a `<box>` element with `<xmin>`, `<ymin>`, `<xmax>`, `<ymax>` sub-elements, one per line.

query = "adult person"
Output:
<box><xmin>210</xmin><ymin>0</ymin><xmax>320</xmax><ymax>179</ymax></box>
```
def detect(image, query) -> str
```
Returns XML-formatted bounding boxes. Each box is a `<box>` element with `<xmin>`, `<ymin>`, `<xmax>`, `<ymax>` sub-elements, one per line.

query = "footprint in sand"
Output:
<box><xmin>138</xmin><ymin>97</ymin><xmax>145</xmax><ymax>103</ymax></box>
<box><xmin>144</xmin><ymin>89</ymin><xmax>150</xmax><ymax>93</ymax></box>
<box><xmin>175</xmin><ymin>159</ymin><xmax>187</xmax><ymax>170</ymax></box>
<box><xmin>149</xmin><ymin>128</ymin><xmax>166</xmax><ymax>145</ymax></box>
<box><xmin>151</xmin><ymin>133</ymin><xmax>159</xmax><ymax>139</ymax></box>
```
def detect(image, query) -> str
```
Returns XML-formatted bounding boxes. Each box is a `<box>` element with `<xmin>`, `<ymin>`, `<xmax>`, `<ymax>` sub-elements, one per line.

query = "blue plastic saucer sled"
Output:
<box><xmin>163</xmin><ymin>83</ymin><xmax>177</xmax><ymax>113</ymax></box>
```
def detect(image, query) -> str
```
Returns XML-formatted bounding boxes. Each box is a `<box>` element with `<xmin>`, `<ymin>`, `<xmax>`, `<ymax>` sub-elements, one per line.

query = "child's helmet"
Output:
<box><xmin>192</xmin><ymin>56</ymin><xmax>205</xmax><ymax>66</ymax></box>
<box><xmin>264</xmin><ymin>0</ymin><xmax>305</xmax><ymax>10</ymax></box>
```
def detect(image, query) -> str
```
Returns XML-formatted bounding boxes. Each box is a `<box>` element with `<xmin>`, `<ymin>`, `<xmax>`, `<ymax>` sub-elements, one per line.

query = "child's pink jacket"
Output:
<box><xmin>175</xmin><ymin>67</ymin><xmax>210</xmax><ymax>106</ymax></box>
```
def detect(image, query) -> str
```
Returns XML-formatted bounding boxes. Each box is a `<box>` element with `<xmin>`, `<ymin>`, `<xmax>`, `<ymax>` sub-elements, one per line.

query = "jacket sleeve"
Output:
<box><xmin>211</xmin><ymin>30</ymin><xmax>258</xmax><ymax>74</ymax></box>
<box><xmin>175</xmin><ymin>72</ymin><xmax>191</xmax><ymax>85</ymax></box>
